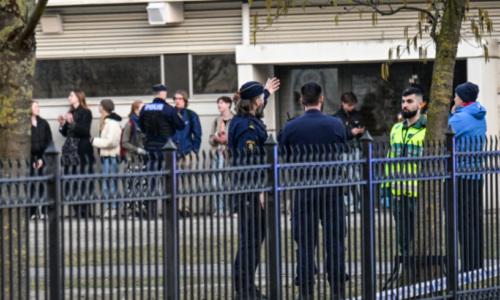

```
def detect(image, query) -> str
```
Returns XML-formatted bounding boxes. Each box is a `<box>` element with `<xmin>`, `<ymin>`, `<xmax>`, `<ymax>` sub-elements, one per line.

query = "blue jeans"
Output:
<box><xmin>102</xmin><ymin>157</ymin><xmax>119</xmax><ymax>208</ymax></box>
<box><xmin>212</xmin><ymin>151</ymin><xmax>228</xmax><ymax>213</ymax></box>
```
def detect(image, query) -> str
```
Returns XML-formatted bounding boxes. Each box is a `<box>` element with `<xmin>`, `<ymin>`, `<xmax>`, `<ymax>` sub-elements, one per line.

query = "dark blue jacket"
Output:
<box><xmin>278</xmin><ymin>109</ymin><xmax>347</xmax><ymax>151</ymax></box>
<box><xmin>139</xmin><ymin>98</ymin><xmax>185</xmax><ymax>147</ymax></box>
<box><xmin>228</xmin><ymin>113</ymin><xmax>267</xmax><ymax>163</ymax></box>
<box><xmin>173</xmin><ymin>108</ymin><xmax>202</xmax><ymax>156</ymax></box>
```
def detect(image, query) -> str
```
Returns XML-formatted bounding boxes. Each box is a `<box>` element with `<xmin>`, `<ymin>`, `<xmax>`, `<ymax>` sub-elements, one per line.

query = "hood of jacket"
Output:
<box><xmin>455</xmin><ymin>102</ymin><xmax>486</xmax><ymax>120</ymax></box>
<box><xmin>105</xmin><ymin>112</ymin><xmax>123</xmax><ymax>122</ymax></box>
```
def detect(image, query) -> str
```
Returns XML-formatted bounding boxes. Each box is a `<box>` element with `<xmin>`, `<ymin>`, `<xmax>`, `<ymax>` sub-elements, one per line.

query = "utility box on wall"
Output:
<box><xmin>147</xmin><ymin>2</ymin><xmax>184</xmax><ymax>25</ymax></box>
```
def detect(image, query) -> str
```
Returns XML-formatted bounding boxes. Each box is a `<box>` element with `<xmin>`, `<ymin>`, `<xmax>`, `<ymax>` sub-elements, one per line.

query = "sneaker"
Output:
<box><xmin>103</xmin><ymin>209</ymin><xmax>112</xmax><ymax>218</ymax></box>
<box><xmin>30</xmin><ymin>214</ymin><xmax>37</xmax><ymax>220</ymax></box>
<box><xmin>39</xmin><ymin>214</ymin><xmax>46</xmax><ymax>220</ymax></box>
<box><xmin>213</xmin><ymin>212</ymin><xmax>219</xmax><ymax>217</ymax></box>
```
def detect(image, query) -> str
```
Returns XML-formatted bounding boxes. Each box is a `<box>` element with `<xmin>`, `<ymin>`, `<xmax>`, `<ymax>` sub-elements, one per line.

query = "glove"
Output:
<box><xmin>137</xmin><ymin>148</ymin><xmax>147</xmax><ymax>155</ymax></box>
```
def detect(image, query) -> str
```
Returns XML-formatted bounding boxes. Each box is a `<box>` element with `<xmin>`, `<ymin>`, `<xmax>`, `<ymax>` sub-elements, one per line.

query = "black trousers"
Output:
<box><xmin>457</xmin><ymin>178</ymin><xmax>484</xmax><ymax>272</ymax></box>
<box><xmin>233</xmin><ymin>193</ymin><xmax>266</xmax><ymax>293</ymax></box>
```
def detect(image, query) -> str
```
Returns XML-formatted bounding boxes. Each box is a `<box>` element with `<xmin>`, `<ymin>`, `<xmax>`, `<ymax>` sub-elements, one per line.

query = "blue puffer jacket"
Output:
<box><xmin>449</xmin><ymin>102</ymin><xmax>487</xmax><ymax>174</ymax></box>
<box><xmin>449</xmin><ymin>102</ymin><xmax>487</xmax><ymax>140</ymax></box>
<box><xmin>173</xmin><ymin>108</ymin><xmax>202</xmax><ymax>156</ymax></box>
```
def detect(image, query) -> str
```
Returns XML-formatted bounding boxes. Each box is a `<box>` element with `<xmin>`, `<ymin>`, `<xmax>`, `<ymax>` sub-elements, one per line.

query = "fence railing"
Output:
<box><xmin>0</xmin><ymin>127</ymin><xmax>499</xmax><ymax>300</ymax></box>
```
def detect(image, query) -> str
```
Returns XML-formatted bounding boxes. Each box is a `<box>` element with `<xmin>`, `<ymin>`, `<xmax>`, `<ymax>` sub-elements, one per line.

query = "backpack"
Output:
<box><xmin>120</xmin><ymin>119</ymin><xmax>134</xmax><ymax>158</ymax></box>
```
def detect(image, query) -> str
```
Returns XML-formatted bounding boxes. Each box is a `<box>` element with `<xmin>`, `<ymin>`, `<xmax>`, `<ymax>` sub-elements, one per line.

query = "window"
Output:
<box><xmin>192</xmin><ymin>54</ymin><xmax>238</xmax><ymax>94</ymax></box>
<box><xmin>33</xmin><ymin>57</ymin><xmax>161</xmax><ymax>98</ymax></box>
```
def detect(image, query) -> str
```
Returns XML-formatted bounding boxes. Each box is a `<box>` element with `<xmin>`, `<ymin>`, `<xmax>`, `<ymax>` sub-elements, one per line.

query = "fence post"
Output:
<box><xmin>265</xmin><ymin>135</ymin><xmax>281</xmax><ymax>300</ymax></box>
<box><xmin>445</xmin><ymin>125</ymin><xmax>458</xmax><ymax>299</ymax></box>
<box><xmin>360</xmin><ymin>131</ymin><xmax>376</xmax><ymax>300</ymax></box>
<box><xmin>163</xmin><ymin>139</ymin><xmax>179</xmax><ymax>300</ymax></box>
<box><xmin>44</xmin><ymin>141</ymin><xmax>62</xmax><ymax>300</ymax></box>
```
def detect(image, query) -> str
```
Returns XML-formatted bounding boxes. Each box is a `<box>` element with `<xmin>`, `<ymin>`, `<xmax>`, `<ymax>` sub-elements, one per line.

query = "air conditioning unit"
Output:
<box><xmin>40</xmin><ymin>15</ymin><xmax>63</xmax><ymax>34</ymax></box>
<box><xmin>147</xmin><ymin>2</ymin><xmax>184</xmax><ymax>25</ymax></box>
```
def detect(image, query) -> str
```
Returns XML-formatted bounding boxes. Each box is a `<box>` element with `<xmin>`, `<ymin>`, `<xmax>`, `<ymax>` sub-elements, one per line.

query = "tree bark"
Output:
<box><xmin>1</xmin><ymin>1</ymin><xmax>40</xmax><ymax>298</ymax></box>
<box><xmin>426</xmin><ymin>0</ymin><xmax>466</xmax><ymax>141</ymax></box>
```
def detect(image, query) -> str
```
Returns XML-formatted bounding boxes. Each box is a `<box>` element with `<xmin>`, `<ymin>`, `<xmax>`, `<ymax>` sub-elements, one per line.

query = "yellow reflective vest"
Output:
<box><xmin>386</xmin><ymin>115</ymin><xmax>427</xmax><ymax>197</ymax></box>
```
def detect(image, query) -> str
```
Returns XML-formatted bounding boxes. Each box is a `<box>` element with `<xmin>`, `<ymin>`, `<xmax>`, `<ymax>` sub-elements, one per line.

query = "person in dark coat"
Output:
<box><xmin>228</xmin><ymin>81</ymin><xmax>269</xmax><ymax>300</ymax></box>
<box><xmin>139</xmin><ymin>84</ymin><xmax>185</xmax><ymax>219</ymax></box>
<box><xmin>30</xmin><ymin>101</ymin><xmax>53</xmax><ymax>219</ymax></box>
<box><xmin>333</xmin><ymin>92</ymin><xmax>365</xmax><ymax>143</ymax></box>
<box><xmin>278</xmin><ymin>81</ymin><xmax>348</xmax><ymax>300</ymax></box>
<box><xmin>58</xmin><ymin>89</ymin><xmax>95</xmax><ymax>218</ymax></box>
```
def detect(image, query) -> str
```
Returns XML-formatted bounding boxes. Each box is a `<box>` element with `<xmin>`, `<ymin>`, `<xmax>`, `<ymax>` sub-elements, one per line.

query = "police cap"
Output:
<box><xmin>239</xmin><ymin>81</ymin><xmax>264</xmax><ymax>100</ymax></box>
<box><xmin>152</xmin><ymin>84</ymin><xmax>167</xmax><ymax>92</ymax></box>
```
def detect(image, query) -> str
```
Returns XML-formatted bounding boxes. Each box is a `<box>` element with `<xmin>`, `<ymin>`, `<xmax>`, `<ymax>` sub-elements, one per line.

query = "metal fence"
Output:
<box><xmin>0</xmin><ymin>127</ymin><xmax>499</xmax><ymax>300</ymax></box>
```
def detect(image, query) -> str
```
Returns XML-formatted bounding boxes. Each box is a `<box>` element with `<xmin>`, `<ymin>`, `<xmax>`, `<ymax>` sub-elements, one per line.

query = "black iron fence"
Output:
<box><xmin>0</xmin><ymin>127</ymin><xmax>499</xmax><ymax>300</ymax></box>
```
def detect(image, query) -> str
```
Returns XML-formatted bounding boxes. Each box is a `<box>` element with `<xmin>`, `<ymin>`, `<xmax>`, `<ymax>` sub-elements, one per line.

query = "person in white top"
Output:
<box><xmin>91</xmin><ymin>99</ymin><xmax>123</xmax><ymax>218</ymax></box>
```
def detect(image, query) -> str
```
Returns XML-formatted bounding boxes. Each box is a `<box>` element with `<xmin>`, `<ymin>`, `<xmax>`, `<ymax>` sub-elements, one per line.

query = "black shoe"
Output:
<box><xmin>234</xmin><ymin>287</ymin><xmax>267</xmax><ymax>300</ymax></box>
<box><xmin>179</xmin><ymin>210</ymin><xmax>191</xmax><ymax>218</ymax></box>
<box><xmin>296</xmin><ymin>286</ymin><xmax>314</xmax><ymax>300</ymax></box>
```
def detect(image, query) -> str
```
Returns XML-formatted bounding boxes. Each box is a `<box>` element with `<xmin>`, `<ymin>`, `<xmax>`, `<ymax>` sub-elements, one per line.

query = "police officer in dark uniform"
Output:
<box><xmin>278</xmin><ymin>81</ymin><xmax>347</xmax><ymax>300</ymax></box>
<box><xmin>228</xmin><ymin>81</ymin><xmax>269</xmax><ymax>300</ymax></box>
<box><xmin>139</xmin><ymin>84</ymin><xmax>185</xmax><ymax>218</ymax></box>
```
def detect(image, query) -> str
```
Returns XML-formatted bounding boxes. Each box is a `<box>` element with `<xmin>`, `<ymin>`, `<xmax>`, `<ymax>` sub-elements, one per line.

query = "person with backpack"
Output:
<box><xmin>173</xmin><ymin>90</ymin><xmax>202</xmax><ymax>216</ymax></box>
<box><xmin>91</xmin><ymin>99</ymin><xmax>123</xmax><ymax>218</ymax></box>
<box><xmin>121</xmin><ymin>100</ymin><xmax>147</xmax><ymax>219</ymax></box>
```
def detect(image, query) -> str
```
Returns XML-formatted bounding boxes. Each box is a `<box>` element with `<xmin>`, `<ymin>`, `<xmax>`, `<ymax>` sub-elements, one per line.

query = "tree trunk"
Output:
<box><xmin>426</xmin><ymin>0</ymin><xmax>466</xmax><ymax>141</ymax></box>
<box><xmin>410</xmin><ymin>0</ymin><xmax>466</xmax><ymax>291</ymax></box>
<box><xmin>1</xmin><ymin>1</ymin><xmax>38</xmax><ymax>299</ymax></box>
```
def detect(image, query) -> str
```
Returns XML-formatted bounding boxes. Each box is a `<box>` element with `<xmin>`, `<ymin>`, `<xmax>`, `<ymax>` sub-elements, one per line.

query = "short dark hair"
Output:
<box><xmin>402</xmin><ymin>87</ymin><xmax>423</xmax><ymax>99</ymax></box>
<box><xmin>301</xmin><ymin>81</ymin><xmax>322</xmax><ymax>106</ymax></box>
<box><xmin>217</xmin><ymin>96</ymin><xmax>232</xmax><ymax>108</ymax></box>
<box><xmin>341</xmin><ymin>92</ymin><xmax>357</xmax><ymax>105</ymax></box>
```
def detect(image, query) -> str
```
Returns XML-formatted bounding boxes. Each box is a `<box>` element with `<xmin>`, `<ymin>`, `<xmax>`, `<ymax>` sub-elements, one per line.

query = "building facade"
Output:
<box><xmin>35</xmin><ymin>0</ymin><xmax>500</xmax><ymax>152</ymax></box>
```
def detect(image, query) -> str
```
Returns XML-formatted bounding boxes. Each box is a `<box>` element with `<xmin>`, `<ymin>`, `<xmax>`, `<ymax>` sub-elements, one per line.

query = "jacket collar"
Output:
<box><xmin>105</xmin><ymin>112</ymin><xmax>123</xmax><ymax>122</ymax></box>
<box><xmin>238</xmin><ymin>113</ymin><xmax>266</xmax><ymax>130</ymax></box>
<box><xmin>304</xmin><ymin>109</ymin><xmax>322</xmax><ymax>115</ymax></box>
<box><xmin>152</xmin><ymin>98</ymin><xmax>167</xmax><ymax>104</ymax></box>
<box><xmin>403</xmin><ymin>115</ymin><xmax>427</xmax><ymax>130</ymax></box>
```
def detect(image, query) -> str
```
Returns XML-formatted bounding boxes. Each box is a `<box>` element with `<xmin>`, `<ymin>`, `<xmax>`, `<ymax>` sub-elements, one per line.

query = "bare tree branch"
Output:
<box><xmin>351</xmin><ymin>0</ymin><xmax>437</xmax><ymax>23</ymax></box>
<box><xmin>15</xmin><ymin>0</ymin><xmax>49</xmax><ymax>50</ymax></box>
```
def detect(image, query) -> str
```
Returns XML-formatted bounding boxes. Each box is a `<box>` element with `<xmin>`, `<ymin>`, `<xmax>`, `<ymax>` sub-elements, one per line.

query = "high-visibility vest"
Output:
<box><xmin>386</xmin><ymin>116</ymin><xmax>427</xmax><ymax>197</ymax></box>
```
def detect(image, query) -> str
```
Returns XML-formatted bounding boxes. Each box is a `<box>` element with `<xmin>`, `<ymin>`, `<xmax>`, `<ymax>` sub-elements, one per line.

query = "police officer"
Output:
<box><xmin>228</xmin><ymin>81</ymin><xmax>269</xmax><ymax>300</ymax></box>
<box><xmin>139</xmin><ymin>84</ymin><xmax>185</xmax><ymax>218</ymax></box>
<box><xmin>278</xmin><ymin>81</ymin><xmax>347</xmax><ymax>300</ymax></box>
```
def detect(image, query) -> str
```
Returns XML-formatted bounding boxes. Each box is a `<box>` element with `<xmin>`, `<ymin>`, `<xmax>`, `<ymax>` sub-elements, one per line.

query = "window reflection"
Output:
<box><xmin>192</xmin><ymin>54</ymin><xmax>238</xmax><ymax>94</ymax></box>
<box><xmin>33</xmin><ymin>57</ymin><xmax>161</xmax><ymax>98</ymax></box>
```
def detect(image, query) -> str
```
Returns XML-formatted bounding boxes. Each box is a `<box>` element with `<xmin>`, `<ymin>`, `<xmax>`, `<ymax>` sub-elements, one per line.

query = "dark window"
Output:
<box><xmin>164</xmin><ymin>54</ymin><xmax>190</xmax><ymax>96</ymax></box>
<box><xmin>33</xmin><ymin>57</ymin><xmax>161</xmax><ymax>98</ymax></box>
<box><xmin>192</xmin><ymin>54</ymin><xmax>238</xmax><ymax>94</ymax></box>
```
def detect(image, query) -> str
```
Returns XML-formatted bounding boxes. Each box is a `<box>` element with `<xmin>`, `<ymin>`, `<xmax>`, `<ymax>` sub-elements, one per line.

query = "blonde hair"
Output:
<box><xmin>129</xmin><ymin>100</ymin><xmax>143</xmax><ymax>117</ymax></box>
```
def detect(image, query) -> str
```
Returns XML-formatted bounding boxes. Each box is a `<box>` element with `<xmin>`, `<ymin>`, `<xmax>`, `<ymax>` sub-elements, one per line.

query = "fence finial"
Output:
<box><xmin>445</xmin><ymin>124</ymin><xmax>456</xmax><ymax>136</ymax></box>
<box><xmin>44</xmin><ymin>140</ymin><xmax>60</xmax><ymax>154</ymax></box>
<box><xmin>360</xmin><ymin>130</ymin><xmax>373</xmax><ymax>142</ymax></box>
<box><xmin>163</xmin><ymin>138</ymin><xmax>177</xmax><ymax>151</ymax></box>
<box><xmin>265</xmin><ymin>134</ymin><xmax>278</xmax><ymax>145</ymax></box>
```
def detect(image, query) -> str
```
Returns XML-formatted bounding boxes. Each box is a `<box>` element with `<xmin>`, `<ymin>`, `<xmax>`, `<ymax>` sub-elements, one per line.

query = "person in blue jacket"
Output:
<box><xmin>173</xmin><ymin>90</ymin><xmax>202</xmax><ymax>157</ymax></box>
<box><xmin>228</xmin><ymin>81</ymin><xmax>272</xmax><ymax>300</ymax></box>
<box><xmin>139</xmin><ymin>84</ymin><xmax>185</xmax><ymax>219</ymax></box>
<box><xmin>449</xmin><ymin>82</ymin><xmax>487</xmax><ymax>272</ymax></box>
<box><xmin>278</xmin><ymin>81</ymin><xmax>347</xmax><ymax>300</ymax></box>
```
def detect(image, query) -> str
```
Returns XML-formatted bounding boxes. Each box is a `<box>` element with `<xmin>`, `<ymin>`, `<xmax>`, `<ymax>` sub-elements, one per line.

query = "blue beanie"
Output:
<box><xmin>239</xmin><ymin>81</ymin><xmax>264</xmax><ymax>100</ymax></box>
<box><xmin>455</xmin><ymin>82</ymin><xmax>479</xmax><ymax>103</ymax></box>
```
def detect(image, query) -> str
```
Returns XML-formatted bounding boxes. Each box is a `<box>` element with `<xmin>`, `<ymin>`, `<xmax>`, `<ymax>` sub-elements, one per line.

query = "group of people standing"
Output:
<box><xmin>29</xmin><ymin>77</ymin><xmax>487</xmax><ymax>300</ymax></box>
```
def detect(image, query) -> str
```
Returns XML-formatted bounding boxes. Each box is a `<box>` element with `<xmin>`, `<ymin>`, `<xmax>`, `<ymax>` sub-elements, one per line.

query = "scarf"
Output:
<box><xmin>130</xmin><ymin>113</ymin><xmax>140</xmax><ymax>146</ymax></box>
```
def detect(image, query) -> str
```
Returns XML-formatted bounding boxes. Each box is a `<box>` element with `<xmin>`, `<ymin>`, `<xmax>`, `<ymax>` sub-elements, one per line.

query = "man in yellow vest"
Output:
<box><xmin>388</xmin><ymin>87</ymin><xmax>426</xmax><ymax>256</ymax></box>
